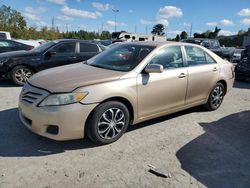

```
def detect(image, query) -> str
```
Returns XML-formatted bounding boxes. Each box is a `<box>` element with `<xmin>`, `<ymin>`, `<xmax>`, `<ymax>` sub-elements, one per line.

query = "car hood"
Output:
<box><xmin>28</xmin><ymin>63</ymin><xmax>124</xmax><ymax>93</ymax></box>
<box><xmin>0</xmin><ymin>50</ymin><xmax>35</xmax><ymax>58</ymax></box>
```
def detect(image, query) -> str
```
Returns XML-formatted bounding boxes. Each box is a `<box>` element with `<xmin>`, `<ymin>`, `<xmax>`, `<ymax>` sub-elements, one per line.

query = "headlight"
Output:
<box><xmin>0</xmin><ymin>58</ymin><xmax>8</xmax><ymax>66</ymax></box>
<box><xmin>39</xmin><ymin>92</ymin><xmax>88</xmax><ymax>107</ymax></box>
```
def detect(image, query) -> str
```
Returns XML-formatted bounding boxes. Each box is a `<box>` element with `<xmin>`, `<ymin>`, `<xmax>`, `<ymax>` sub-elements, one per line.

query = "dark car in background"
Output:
<box><xmin>0</xmin><ymin>39</ymin><xmax>34</xmax><ymax>53</ymax></box>
<box><xmin>182</xmin><ymin>38</ymin><xmax>235</xmax><ymax>61</ymax></box>
<box><xmin>0</xmin><ymin>39</ymin><xmax>107</xmax><ymax>85</ymax></box>
<box><xmin>235</xmin><ymin>47</ymin><xmax>250</xmax><ymax>81</ymax></box>
<box><xmin>232</xmin><ymin>48</ymin><xmax>245</xmax><ymax>64</ymax></box>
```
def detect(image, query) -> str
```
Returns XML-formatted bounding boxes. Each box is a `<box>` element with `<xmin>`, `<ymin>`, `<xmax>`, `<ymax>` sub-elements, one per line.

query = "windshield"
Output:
<box><xmin>87</xmin><ymin>44</ymin><xmax>155</xmax><ymax>72</ymax></box>
<box><xmin>31</xmin><ymin>41</ymin><xmax>55</xmax><ymax>53</ymax></box>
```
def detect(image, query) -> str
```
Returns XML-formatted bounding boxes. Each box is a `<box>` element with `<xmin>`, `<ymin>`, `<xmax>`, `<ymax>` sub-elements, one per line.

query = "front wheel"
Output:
<box><xmin>10</xmin><ymin>65</ymin><xmax>34</xmax><ymax>86</ymax></box>
<box><xmin>86</xmin><ymin>101</ymin><xmax>130</xmax><ymax>145</ymax></box>
<box><xmin>204</xmin><ymin>83</ymin><xmax>225</xmax><ymax>111</ymax></box>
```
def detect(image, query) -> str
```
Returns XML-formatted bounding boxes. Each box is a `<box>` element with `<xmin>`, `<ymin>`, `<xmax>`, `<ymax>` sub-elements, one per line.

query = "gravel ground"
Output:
<box><xmin>0</xmin><ymin>80</ymin><xmax>250</xmax><ymax>188</ymax></box>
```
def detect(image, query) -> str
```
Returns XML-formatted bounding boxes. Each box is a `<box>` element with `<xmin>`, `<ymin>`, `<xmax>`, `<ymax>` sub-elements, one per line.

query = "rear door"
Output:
<box><xmin>77</xmin><ymin>43</ymin><xmax>100</xmax><ymax>62</ymax></box>
<box><xmin>184</xmin><ymin>45</ymin><xmax>219</xmax><ymax>105</ymax></box>
<box><xmin>42</xmin><ymin>41</ymin><xmax>77</xmax><ymax>69</ymax></box>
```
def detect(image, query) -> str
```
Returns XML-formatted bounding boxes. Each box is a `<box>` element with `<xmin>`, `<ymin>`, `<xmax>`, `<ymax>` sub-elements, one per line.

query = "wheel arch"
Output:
<box><xmin>217</xmin><ymin>80</ymin><xmax>227</xmax><ymax>94</ymax></box>
<box><xmin>85</xmin><ymin>96</ymin><xmax>135</xmax><ymax>130</ymax></box>
<box><xmin>8</xmin><ymin>64</ymin><xmax>36</xmax><ymax>74</ymax></box>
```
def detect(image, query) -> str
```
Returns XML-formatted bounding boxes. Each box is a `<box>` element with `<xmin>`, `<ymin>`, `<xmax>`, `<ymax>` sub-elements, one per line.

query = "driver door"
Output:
<box><xmin>137</xmin><ymin>45</ymin><xmax>188</xmax><ymax>119</ymax></box>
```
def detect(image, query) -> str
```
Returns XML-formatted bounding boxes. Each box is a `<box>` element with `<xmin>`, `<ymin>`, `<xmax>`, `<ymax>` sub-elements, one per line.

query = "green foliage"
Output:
<box><xmin>180</xmin><ymin>31</ymin><xmax>188</xmax><ymax>40</ymax></box>
<box><xmin>151</xmin><ymin>24</ymin><xmax>165</xmax><ymax>36</ymax></box>
<box><xmin>175</xmin><ymin>34</ymin><xmax>181</xmax><ymax>41</ymax></box>
<box><xmin>0</xmin><ymin>5</ymin><xmax>111</xmax><ymax>40</ymax></box>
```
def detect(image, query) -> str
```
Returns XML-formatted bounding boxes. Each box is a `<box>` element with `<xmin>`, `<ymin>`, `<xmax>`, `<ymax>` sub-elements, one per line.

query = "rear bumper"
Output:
<box><xmin>19</xmin><ymin>100</ymin><xmax>98</xmax><ymax>141</ymax></box>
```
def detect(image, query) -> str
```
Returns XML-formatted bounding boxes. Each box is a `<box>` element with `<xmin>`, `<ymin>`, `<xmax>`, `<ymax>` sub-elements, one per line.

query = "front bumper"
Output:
<box><xmin>19</xmin><ymin>99</ymin><xmax>98</xmax><ymax>141</ymax></box>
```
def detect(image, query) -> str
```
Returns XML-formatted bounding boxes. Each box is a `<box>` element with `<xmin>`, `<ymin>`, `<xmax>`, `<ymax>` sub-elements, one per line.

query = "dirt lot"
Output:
<box><xmin>0</xmin><ymin>80</ymin><xmax>250</xmax><ymax>188</ymax></box>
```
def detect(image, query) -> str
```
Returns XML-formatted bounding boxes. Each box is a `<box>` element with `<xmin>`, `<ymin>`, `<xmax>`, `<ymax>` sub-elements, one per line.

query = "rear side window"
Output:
<box><xmin>52</xmin><ymin>42</ymin><xmax>76</xmax><ymax>54</ymax></box>
<box><xmin>80</xmin><ymin>43</ymin><xmax>99</xmax><ymax>53</ymax></box>
<box><xmin>205</xmin><ymin>53</ymin><xmax>216</xmax><ymax>64</ymax></box>
<box><xmin>149</xmin><ymin>46</ymin><xmax>183</xmax><ymax>69</ymax></box>
<box><xmin>185</xmin><ymin>46</ymin><xmax>207</xmax><ymax>66</ymax></box>
<box><xmin>0</xmin><ymin>41</ymin><xmax>10</xmax><ymax>47</ymax></box>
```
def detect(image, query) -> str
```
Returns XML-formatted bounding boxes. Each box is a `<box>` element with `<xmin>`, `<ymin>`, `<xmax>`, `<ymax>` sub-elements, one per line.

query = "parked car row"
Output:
<box><xmin>0</xmin><ymin>39</ymin><xmax>108</xmax><ymax>85</ymax></box>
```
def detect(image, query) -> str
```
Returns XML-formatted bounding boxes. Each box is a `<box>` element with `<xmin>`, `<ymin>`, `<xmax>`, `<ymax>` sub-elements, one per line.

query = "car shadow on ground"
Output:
<box><xmin>0</xmin><ymin>106</ymin><xmax>205</xmax><ymax>157</ymax></box>
<box><xmin>0</xmin><ymin>79</ymin><xmax>18</xmax><ymax>87</ymax></box>
<box><xmin>234</xmin><ymin>80</ymin><xmax>250</xmax><ymax>89</ymax></box>
<box><xmin>176</xmin><ymin>110</ymin><xmax>250</xmax><ymax>188</ymax></box>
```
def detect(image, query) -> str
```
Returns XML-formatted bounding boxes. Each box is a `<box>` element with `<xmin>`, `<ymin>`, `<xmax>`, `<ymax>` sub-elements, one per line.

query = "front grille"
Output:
<box><xmin>21</xmin><ymin>83</ymin><xmax>49</xmax><ymax>105</ymax></box>
<box><xmin>22</xmin><ymin>91</ymin><xmax>43</xmax><ymax>104</ymax></box>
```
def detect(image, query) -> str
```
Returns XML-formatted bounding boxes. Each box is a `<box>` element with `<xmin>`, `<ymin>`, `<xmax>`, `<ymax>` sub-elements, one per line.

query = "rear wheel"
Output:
<box><xmin>10</xmin><ymin>65</ymin><xmax>34</xmax><ymax>86</ymax></box>
<box><xmin>86</xmin><ymin>101</ymin><xmax>130</xmax><ymax>145</ymax></box>
<box><xmin>204</xmin><ymin>83</ymin><xmax>225</xmax><ymax>111</ymax></box>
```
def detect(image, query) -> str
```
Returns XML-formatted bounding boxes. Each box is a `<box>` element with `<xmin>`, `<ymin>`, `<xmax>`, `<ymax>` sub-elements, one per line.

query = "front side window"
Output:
<box><xmin>185</xmin><ymin>46</ymin><xmax>207</xmax><ymax>66</ymax></box>
<box><xmin>149</xmin><ymin>46</ymin><xmax>183</xmax><ymax>69</ymax></box>
<box><xmin>80</xmin><ymin>43</ymin><xmax>99</xmax><ymax>53</ymax></box>
<box><xmin>87</xmin><ymin>44</ymin><xmax>155</xmax><ymax>72</ymax></box>
<box><xmin>52</xmin><ymin>42</ymin><xmax>76</xmax><ymax>54</ymax></box>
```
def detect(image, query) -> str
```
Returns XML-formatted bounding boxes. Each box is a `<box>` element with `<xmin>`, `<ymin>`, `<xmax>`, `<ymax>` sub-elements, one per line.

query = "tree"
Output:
<box><xmin>0</xmin><ymin>5</ymin><xmax>26</xmax><ymax>31</ymax></box>
<box><xmin>151</xmin><ymin>24</ymin><xmax>165</xmax><ymax>36</ymax></box>
<box><xmin>180</xmin><ymin>31</ymin><xmax>188</xmax><ymax>39</ymax></box>
<box><xmin>175</xmin><ymin>34</ymin><xmax>181</xmax><ymax>41</ymax></box>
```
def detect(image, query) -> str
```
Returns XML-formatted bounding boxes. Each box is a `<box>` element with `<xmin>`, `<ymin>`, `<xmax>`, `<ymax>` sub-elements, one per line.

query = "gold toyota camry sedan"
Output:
<box><xmin>19</xmin><ymin>42</ymin><xmax>234</xmax><ymax>145</ymax></box>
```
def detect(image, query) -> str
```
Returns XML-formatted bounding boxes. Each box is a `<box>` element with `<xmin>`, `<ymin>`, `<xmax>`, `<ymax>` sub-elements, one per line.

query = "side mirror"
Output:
<box><xmin>47</xmin><ymin>50</ymin><xmax>57</xmax><ymax>56</ymax></box>
<box><xmin>144</xmin><ymin>64</ymin><xmax>163</xmax><ymax>73</ymax></box>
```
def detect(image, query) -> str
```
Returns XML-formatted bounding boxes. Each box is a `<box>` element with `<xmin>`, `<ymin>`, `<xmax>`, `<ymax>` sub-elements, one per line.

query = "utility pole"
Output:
<box><xmin>51</xmin><ymin>16</ymin><xmax>54</xmax><ymax>31</ymax></box>
<box><xmin>112</xmin><ymin>9</ymin><xmax>119</xmax><ymax>32</ymax></box>
<box><xmin>190</xmin><ymin>23</ymin><xmax>193</xmax><ymax>38</ymax></box>
<box><xmin>134</xmin><ymin>25</ymin><xmax>137</xmax><ymax>33</ymax></box>
<box><xmin>145</xmin><ymin>26</ymin><xmax>148</xmax><ymax>34</ymax></box>
<box><xmin>66</xmin><ymin>24</ymin><xmax>68</xmax><ymax>33</ymax></box>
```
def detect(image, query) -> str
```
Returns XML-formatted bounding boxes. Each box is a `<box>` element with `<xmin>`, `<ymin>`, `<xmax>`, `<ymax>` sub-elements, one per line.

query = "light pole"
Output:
<box><xmin>112</xmin><ymin>9</ymin><xmax>119</xmax><ymax>32</ymax></box>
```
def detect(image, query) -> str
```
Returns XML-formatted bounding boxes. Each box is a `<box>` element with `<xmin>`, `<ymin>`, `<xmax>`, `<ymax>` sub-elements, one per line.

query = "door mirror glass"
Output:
<box><xmin>144</xmin><ymin>64</ymin><xmax>163</xmax><ymax>73</ymax></box>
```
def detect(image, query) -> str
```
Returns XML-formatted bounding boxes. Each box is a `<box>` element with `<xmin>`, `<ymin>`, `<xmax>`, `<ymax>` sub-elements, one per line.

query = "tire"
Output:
<box><xmin>86</xmin><ymin>101</ymin><xmax>130</xmax><ymax>145</ymax></box>
<box><xmin>204</xmin><ymin>83</ymin><xmax>225</xmax><ymax>111</ymax></box>
<box><xmin>10</xmin><ymin>65</ymin><xmax>34</xmax><ymax>86</ymax></box>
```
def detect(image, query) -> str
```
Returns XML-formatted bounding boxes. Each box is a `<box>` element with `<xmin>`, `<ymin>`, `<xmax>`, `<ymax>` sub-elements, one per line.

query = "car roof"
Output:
<box><xmin>53</xmin><ymin>39</ymin><xmax>101</xmax><ymax>44</ymax></box>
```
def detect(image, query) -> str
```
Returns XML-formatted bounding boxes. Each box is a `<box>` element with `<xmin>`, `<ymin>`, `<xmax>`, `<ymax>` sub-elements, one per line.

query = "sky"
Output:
<box><xmin>1</xmin><ymin>0</ymin><xmax>250</xmax><ymax>38</ymax></box>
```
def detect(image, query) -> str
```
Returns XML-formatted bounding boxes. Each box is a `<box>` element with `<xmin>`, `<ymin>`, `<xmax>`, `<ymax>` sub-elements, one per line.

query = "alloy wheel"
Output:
<box><xmin>97</xmin><ymin>108</ymin><xmax>125</xmax><ymax>139</ymax></box>
<box><xmin>15</xmin><ymin>68</ymin><xmax>33</xmax><ymax>84</ymax></box>
<box><xmin>211</xmin><ymin>86</ymin><xmax>224</xmax><ymax>108</ymax></box>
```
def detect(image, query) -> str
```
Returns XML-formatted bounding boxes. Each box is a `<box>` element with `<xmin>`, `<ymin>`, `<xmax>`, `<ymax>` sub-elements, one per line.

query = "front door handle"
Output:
<box><xmin>178</xmin><ymin>73</ymin><xmax>186</xmax><ymax>78</ymax></box>
<box><xmin>213</xmin><ymin>67</ymin><xmax>218</xmax><ymax>71</ymax></box>
<box><xmin>69</xmin><ymin>56</ymin><xmax>77</xmax><ymax>59</ymax></box>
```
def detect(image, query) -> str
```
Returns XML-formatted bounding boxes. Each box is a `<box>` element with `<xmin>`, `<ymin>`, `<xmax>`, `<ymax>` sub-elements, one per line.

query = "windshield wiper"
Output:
<box><xmin>89</xmin><ymin>64</ymin><xmax>106</xmax><ymax>69</ymax></box>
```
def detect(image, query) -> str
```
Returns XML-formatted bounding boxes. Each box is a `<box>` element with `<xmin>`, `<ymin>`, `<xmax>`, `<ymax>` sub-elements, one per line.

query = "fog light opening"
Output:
<box><xmin>46</xmin><ymin>125</ymin><xmax>59</xmax><ymax>135</ymax></box>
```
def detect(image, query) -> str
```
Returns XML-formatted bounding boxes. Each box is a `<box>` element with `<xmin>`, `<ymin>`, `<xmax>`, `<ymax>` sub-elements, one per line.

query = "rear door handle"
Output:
<box><xmin>178</xmin><ymin>73</ymin><xmax>186</xmax><ymax>78</ymax></box>
<box><xmin>213</xmin><ymin>67</ymin><xmax>218</xmax><ymax>71</ymax></box>
<box><xmin>69</xmin><ymin>56</ymin><xmax>77</xmax><ymax>59</ymax></box>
